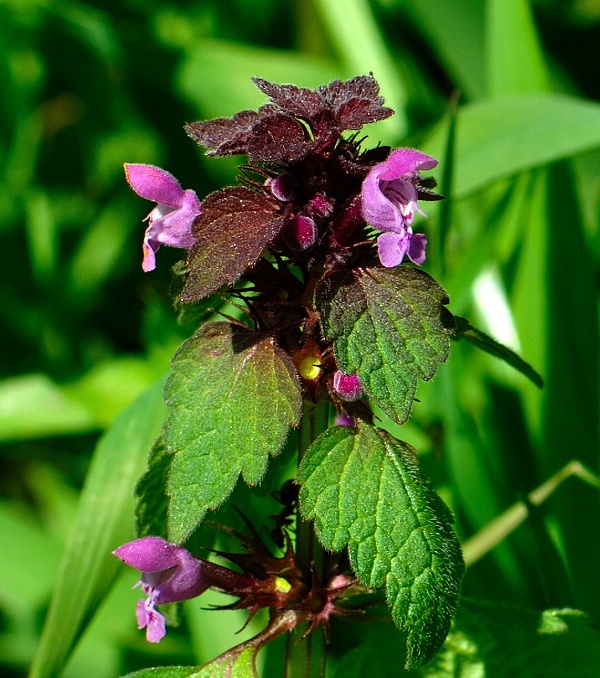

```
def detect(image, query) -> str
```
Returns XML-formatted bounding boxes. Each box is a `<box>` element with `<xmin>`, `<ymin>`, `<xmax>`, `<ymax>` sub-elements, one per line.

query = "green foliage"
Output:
<box><xmin>3</xmin><ymin>0</ymin><xmax>600</xmax><ymax>676</ymax></box>
<box><xmin>124</xmin><ymin>670</ymin><xmax>201</xmax><ymax>678</ymax></box>
<box><xmin>135</xmin><ymin>436</ymin><xmax>172</xmax><ymax>538</ymax></box>
<box><xmin>422</xmin><ymin>94</ymin><xmax>600</xmax><ymax>198</ymax></box>
<box><xmin>317</xmin><ymin>267</ymin><xmax>454</xmax><ymax>423</ymax></box>
<box><xmin>299</xmin><ymin>424</ymin><xmax>464</xmax><ymax>668</ymax></box>
<box><xmin>453</xmin><ymin>316</ymin><xmax>543</xmax><ymax>388</ymax></box>
<box><xmin>420</xmin><ymin>601</ymin><xmax>600</xmax><ymax>678</ymax></box>
<box><xmin>164</xmin><ymin>322</ymin><xmax>301</xmax><ymax>542</ymax></box>
<box><xmin>332</xmin><ymin>600</ymin><xmax>600</xmax><ymax>677</ymax></box>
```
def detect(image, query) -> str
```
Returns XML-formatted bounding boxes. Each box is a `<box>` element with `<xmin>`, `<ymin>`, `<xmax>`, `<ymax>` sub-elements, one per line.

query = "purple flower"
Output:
<box><xmin>113</xmin><ymin>537</ymin><xmax>210</xmax><ymax>642</ymax></box>
<box><xmin>124</xmin><ymin>164</ymin><xmax>201</xmax><ymax>272</ymax></box>
<box><xmin>361</xmin><ymin>148</ymin><xmax>437</xmax><ymax>268</ymax></box>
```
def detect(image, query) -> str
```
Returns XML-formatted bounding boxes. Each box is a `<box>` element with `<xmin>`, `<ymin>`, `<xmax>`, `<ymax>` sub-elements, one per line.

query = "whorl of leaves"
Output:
<box><xmin>185</xmin><ymin>74</ymin><xmax>393</xmax><ymax>163</ymax></box>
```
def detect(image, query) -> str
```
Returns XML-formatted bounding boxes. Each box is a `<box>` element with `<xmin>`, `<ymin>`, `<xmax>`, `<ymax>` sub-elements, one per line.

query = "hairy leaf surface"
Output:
<box><xmin>123</xmin><ymin>648</ymin><xmax>256</xmax><ymax>678</ymax></box>
<box><xmin>164</xmin><ymin>323</ymin><xmax>302</xmax><ymax>542</ymax></box>
<box><xmin>317</xmin><ymin>266</ymin><xmax>454</xmax><ymax>423</ymax></box>
<box><xmin>299</xmin><ymin>423</ymin><xmax>464</xmax><ymax>668</ymax></box>
<box><xmin>182</xmin><ymin>187</ymin><xmax>285</xmax><ymax>303</ymax></box>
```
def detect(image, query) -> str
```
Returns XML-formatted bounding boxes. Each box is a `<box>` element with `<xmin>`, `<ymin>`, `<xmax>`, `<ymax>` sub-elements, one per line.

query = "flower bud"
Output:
<box><xmin>266</xmin><ymin>174</ymin><xmax>297</xmax><ymax>202</ymax></box>
<box><xmin>333</xmin><ymin>370</ymin><xmax>364</xmax><ymax>401</ymax></box>
<box><xmin>283</xmin><ymin>215</ymin><xmax>318</xmax><ymax>252</ymax></box>
<box><xmin>309</xmin><ymin>193</ymin><xmax>334</xmax><ymax>218</ymax></box>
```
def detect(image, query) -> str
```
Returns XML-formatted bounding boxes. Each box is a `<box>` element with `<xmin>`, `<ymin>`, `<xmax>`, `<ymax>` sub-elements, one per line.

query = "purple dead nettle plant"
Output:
<box><xmin>115</xmin><ymin>74</ymin><xmax>480</xmax><ymax>672</ymax></box>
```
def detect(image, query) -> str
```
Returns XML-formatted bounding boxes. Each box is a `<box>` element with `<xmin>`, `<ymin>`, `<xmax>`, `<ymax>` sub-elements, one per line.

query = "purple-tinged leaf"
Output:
<box><xmin>252</xmin><ymin>74</ymin><xmax>393</xmax><ymax>133</ymax></box>
<box><xmin>185</xmin><ymin>108</ymin><xmax>273</xmax><ymax>157</ymax></box>
<box><xmin>316</xmin><ymin>266</ymin><xmax>454</xmax><ymax>423</ymax></box>
<box><xmin>181</xmin><ymin>187</ymin><xmax>286</xmax><ymax>303</ymax></box>
<box><xmin>252</xmin><ymin>77</ymin><xmax>325</xmax><ymax>121</ymax></box>
<box><xmin>247</xmin><ymin>113</ymin><xmax>313</xmax><ymax>162</ymax></box>
<box><xmin>321</xmin><ymin>74</ymin><xmax>394</xmax><ymax>129</ymax></box>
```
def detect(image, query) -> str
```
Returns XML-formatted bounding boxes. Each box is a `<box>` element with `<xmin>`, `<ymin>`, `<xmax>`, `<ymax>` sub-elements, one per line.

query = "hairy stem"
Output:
<box><xmin>284</xmin><ymin>400</ymin><xmax>330</xmax><ymax>678</ymax></box>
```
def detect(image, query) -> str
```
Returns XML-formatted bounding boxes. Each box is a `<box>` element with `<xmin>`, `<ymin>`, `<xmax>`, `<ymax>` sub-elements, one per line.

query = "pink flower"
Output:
<box><xmin>333</xmin><ymin>370</ymin><xmax>364</xmax><ymax>402</ymax></box>
<box><xmin>124</xmin><ymin>163</ymin><xmax>201</xmax><ymax>271</ymax></box>
<box><xmin>361</xmin><ymin>148</ymin><xmax>437</xmax><ymax>268</ymax></box>
<box><xmin>113</xmin><ymin>537</ymin><xmax>209</xmax><ymax>642</ymax></box>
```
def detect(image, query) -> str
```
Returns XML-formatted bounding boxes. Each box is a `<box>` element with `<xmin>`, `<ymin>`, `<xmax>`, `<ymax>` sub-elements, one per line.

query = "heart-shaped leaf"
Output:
<box><xmin>182</xmin><ymin>187</ymin><xmax>285</xmax><ymax>303</ymax></box>
<box><xmin>299</xmin><ymin>423</ymin><xmax>464</xmax><ymax>668</ymax></box>
<box><xmin>164</xmin><ymin>322</ymin><xmax>302</xmax><ymax>542</ymax></box>
<box><xmin>317</xmin><ymin>266</ymin><xmax>454</xmax><ymax>423</ymax></box>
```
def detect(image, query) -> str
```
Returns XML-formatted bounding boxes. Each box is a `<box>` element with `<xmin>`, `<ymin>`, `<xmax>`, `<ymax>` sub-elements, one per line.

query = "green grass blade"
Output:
<box><xmin>486</xmin><ymin>0</ymin><xmax>550</xmax><ymax>97</ymax></box>
<box><xmin>422</xmin><ymin>94</ymin><xmax>600</xmax><ymax>198</ymax></box>
<box><xmin>29</xmin><ymin>379</ymin><xmax>168</xmax><ymax>678</ymax></box>
<box><xmin>541</xmin><ymin>161</ymin><xmax>600</xmax><ymax>617</ymax></box>
<box><xmin>399</xmin><ymin>0</ymin><xmax>486</xmax><ymax>101</ymax></box>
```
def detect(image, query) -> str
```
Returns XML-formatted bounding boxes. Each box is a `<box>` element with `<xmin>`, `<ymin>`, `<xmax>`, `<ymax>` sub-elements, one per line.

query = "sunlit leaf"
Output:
<box><xmin>299</xmin><ymin>423</ymin><xmax>464</xmax><ymax>668</ymax></box>
<box><xmin>164</xmin><ymin>323</ymin><xmax>302</xmax><ymax>542</ymax></box>
<box><xmin>317</xmin><ymin>266</ymin><xmax>454</xmax><ymax>423</ymax></box>
<box><xmin>423</xmin><ymin>95</ymin><xmax>600</xmax><ymax>197</ymax></box>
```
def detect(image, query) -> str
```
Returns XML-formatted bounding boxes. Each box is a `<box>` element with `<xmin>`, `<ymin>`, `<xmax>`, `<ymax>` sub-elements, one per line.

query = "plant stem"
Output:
<box><xmin>284</xmin><ymin>400</ymin><xmax>330</xmax><ymax>678</ymax></box>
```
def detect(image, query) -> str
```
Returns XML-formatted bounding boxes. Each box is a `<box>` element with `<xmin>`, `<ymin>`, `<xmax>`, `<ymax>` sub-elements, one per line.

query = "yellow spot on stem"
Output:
<box><xmin>299</xmin><ymin>356</ymin><xmax>322</xmax><ymax>380</ymax></box>
<box><xmin>274</xmin><ymin>576</ymin><xmax>292</xmax><ymax>593</ymax></box>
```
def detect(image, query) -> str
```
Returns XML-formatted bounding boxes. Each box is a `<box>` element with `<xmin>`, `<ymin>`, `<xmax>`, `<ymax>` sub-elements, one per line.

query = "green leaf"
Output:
<box><xmin>298</xmin><ymin>423</ymin><xmax>464</xmax><ymax>668</ymax></box>
<box><xmin>486</xmin><ymin>0</ymin><xmax>550</xmax><ymax>97</ymax></box>
<box><xmin>0</xmin><ymin>374</ymin><xmax>95</xmax><ymax>441</ymax></box>
<box><xmin>194</xmin><ymin>647</ymin><xmax>256</xmax><ymax>678</ymax></box>
<box><xmin>317</xmin><ymin>266</ymin><xmax>454</xmax><ymax>423</ymax></box>
<box><xmin>454</xmin><ymin>316</ymin><xmax>544</xmax><ymax>388</ymax></box>
<box><xmin>417</xmin><ymin>600</ymin><xmax>600</xmax><ymax>677</ymax></box>
<box><xmin>165</xmin><ymin>322</ymin><xmax>302</xmax><ymax>542</ymax></box>
<box><xmin>30</xmin><ymin>380</ymin><xmax>168</xmax><ymax>678</ymax></box>
<box><xmin>123</xmin><ymin>669</ymin><xmax>202</xmax><ymax>678</ymax></box>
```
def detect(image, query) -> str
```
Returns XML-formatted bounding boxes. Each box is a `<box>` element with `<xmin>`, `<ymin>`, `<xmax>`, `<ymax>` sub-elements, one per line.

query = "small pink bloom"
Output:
<box><xmin>124</xmin><ymin>163</ymin><xmax>201</xmax><ymax>271</ymax></box>
<box><xmin>361</xmin><ymin>148</ymin><xmax>437</xmax><ymax>267</ymax></box>
<box><xmin>114</xmin><ymin>537</ymin><xmax>209</xmax><ymax>643</ymax></box>
<box><xmin>333</xmin><ymin>371</ymin><xmax>364</xmax><ymax>402</ymax></box>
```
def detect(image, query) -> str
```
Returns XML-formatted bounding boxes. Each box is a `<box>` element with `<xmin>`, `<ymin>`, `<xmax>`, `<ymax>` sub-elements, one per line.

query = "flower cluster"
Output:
<box><xmin>124</xmin><ymin>75</ymin><xmax>441</xmax><ymax>424</ymax></box>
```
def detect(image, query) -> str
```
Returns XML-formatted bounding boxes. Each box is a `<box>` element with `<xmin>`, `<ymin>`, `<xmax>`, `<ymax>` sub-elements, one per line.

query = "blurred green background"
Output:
<box><xmin>2</xmin><ymin>0</ymin><xmax>600</xmax><ymax>676</ymax></box>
